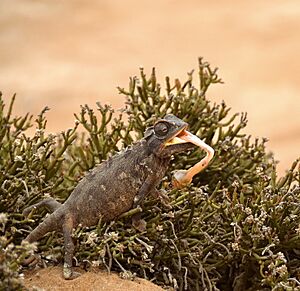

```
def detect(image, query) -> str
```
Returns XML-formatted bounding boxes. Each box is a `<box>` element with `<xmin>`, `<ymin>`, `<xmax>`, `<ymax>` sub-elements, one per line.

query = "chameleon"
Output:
<box><xmin>22</xmin><ymin>114</ymin><xmax>214</xmax><ymax>279</ymax></box>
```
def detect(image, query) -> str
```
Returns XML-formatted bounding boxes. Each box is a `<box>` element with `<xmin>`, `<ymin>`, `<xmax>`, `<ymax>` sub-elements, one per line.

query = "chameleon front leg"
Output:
<box><xmin>132</xmin><ymin>175</ymin><xmax>157</xmax><ymax>232</ymax></box>
<box><xmin>133</xmin><ymin>175</ymin><xmax>157</xmax><ymax>208</ymax></box>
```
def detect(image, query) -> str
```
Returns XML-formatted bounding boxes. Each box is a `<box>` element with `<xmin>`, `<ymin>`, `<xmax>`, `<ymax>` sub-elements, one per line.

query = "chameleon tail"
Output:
<box><xmin>23</xmin><ymin>197</ymin><xmax>62</xmax><ymax>217</ymax></box>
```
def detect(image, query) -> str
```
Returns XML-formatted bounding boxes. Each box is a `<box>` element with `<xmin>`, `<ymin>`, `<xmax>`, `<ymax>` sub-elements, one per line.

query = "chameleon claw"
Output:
<box><xmin>156</xmin><ymin>189</ymin><xmax>172</xmax><ymax>209</ymax></box>
<box><xmin>132</xmin><ymin>213</ymin><xmax>147</xmax><ymax>232</ymax></box>
<box><xmin>63</xmin><ymin>263</ymin><xmax>82</xmax><ymax>280</ymax></box>
<box><xmin>63</xmin><ymin>263</ymin><xmax>73</xmax><ymax>280</ymax></box>
<box><xmin>133</xmin><ymin>219</ymin><xmax>147</xmax><ymax>232</ymax></box>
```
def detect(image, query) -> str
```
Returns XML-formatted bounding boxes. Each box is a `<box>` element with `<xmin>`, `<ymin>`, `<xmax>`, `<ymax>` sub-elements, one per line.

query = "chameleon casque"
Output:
<box><xmin>22</xmin><ymin>114</ymin><xmax>214</xmax><ymax>279</ymax></box>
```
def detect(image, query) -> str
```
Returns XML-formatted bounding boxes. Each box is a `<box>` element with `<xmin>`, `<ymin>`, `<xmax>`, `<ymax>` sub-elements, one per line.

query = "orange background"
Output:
<box><xmin>0</xmin><ymin>0</ymin><xmax>299</xmax><ymax>175</ymax></box>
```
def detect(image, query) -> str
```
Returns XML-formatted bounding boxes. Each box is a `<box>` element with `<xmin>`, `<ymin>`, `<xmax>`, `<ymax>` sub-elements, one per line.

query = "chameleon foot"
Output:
<box><xmin>157</xmin><ymin>189</ymin><xmax>172</xmax><ymax>209</ymax></box>
<box><xmin>63</xmin><ymin>263</ymin><xmax>81</xmax><ymax>280</ymax></box>
<box><xmin>132</xmin><ymin>213</ymin><xmax>147</xmax><ymax>232</ymax></box>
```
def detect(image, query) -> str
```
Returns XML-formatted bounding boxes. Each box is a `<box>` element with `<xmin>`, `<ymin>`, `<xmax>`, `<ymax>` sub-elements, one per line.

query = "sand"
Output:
<box><xmin>23</xmin><ymin>266</ymin><xmax>165</xmax><ymax>291</ymax></box>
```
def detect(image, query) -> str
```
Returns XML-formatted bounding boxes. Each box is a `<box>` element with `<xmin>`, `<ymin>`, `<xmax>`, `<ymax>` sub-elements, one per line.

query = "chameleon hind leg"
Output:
<box><xmin>22</xmin><ymin>199</ymin><xmax>62</xmax><ymax>266</ymax></box>
<box><xmin>62</xmin><ymin>214</ymin><xmax>80</xmax><ymax>279</ymax></box>
<box><xmin>23</xmin><ymin>197</ymin><xmax>62</xmax><ymax>216</ymax></box>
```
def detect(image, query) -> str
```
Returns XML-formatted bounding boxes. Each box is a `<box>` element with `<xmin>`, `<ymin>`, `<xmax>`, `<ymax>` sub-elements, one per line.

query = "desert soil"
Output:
<box><xmin>23</xmin><ymin>266</ymin><xmax>165</xmax><ymax>291</ymax></box>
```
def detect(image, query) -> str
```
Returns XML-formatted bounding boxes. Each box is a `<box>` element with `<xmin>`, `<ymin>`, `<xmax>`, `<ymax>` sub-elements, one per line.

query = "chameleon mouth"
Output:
<box><xmin>165</xmin><ymin>129</ymin><xmax>191</xmax><ymax>146</ymax></box>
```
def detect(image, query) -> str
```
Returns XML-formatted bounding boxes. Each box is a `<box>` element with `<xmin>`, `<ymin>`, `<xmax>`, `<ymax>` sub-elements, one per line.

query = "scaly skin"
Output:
<box><xmin>23</xmin><ymin>114</ymin><xmax>195</xmax><ymax>279</ymax></box>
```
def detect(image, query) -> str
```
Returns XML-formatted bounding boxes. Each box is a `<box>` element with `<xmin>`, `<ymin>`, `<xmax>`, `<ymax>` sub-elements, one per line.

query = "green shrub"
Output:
<box><xmin>0</xmin><ymin>58</ymin><xmax>299</xmax><ymax>290</ymax></box>
<box><xmin>0</xmin><ymin>212</ymin><xmax>37</xmax><ymax>291</ymax></box>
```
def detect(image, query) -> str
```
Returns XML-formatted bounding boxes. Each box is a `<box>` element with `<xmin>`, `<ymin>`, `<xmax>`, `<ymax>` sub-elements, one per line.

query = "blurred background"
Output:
<box><xmin>0</xmin><ymin>0</ymin><xmax>299</xmax><ymax>175</ymax></box>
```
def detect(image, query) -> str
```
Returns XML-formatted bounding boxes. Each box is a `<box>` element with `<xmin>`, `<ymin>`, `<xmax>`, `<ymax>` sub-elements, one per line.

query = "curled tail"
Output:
<box><xmin>25</xmin><ymin>207</ymin><xmax>64</xmax><ymax>243</ymax></box>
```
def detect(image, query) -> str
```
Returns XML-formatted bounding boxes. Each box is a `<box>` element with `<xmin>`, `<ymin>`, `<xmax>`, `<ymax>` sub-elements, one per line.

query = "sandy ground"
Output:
<box><xmin>0</xmin><ymin>1</ymin><xmax>299</xmax><ymax>289</ymax></box>
<box><xmin>23</xmin><ymin>266</ymin><xmax>164</xmax><ymax>291</ymax></box>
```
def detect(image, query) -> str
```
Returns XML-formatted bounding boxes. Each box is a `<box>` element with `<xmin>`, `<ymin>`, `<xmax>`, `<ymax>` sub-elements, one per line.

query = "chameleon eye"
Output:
<box><xmin>154</xmin><ymin>122</ymin><xmax>169</xmax><ymax>137</ymax></box>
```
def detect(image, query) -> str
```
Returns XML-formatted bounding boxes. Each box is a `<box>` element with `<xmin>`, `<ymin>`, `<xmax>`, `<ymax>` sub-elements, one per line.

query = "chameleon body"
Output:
<box><xmin>23</xmin><ymin>114</ymin><xmax>197</xmax><ymax>279</ymax></box>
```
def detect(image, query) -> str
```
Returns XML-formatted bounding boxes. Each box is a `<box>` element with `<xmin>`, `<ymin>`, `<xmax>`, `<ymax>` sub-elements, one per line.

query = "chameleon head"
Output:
<box><xmin>144</xmin><ymin>114</ymin><xmax>214</xmax><ymax>187</ymax></box>
<box><xmin>144</xmin><ymin>114</ymin><xmax>194</xmax><ymax>157</ymax></box>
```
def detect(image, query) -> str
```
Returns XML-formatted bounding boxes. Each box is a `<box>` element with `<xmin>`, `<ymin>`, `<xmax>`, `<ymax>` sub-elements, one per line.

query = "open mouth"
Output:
<box><xmin>164</xmin><ymin>128</ymin><xmax>191</xmax><ymax>146</ymax></box>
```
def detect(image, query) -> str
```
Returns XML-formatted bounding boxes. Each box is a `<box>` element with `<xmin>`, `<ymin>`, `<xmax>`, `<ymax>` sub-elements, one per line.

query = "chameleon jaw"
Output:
<box><xmin>164</xmin><ymin>129</ymin><xmax>190</xmax><ymax>146</ymax></box>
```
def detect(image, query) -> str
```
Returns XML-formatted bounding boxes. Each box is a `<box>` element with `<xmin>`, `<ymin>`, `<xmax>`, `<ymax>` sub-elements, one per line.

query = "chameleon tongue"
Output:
<box><xmin>172</xmin><ymin>130</ymin><xmax>214</xmax><ymax>188</ymax></box>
